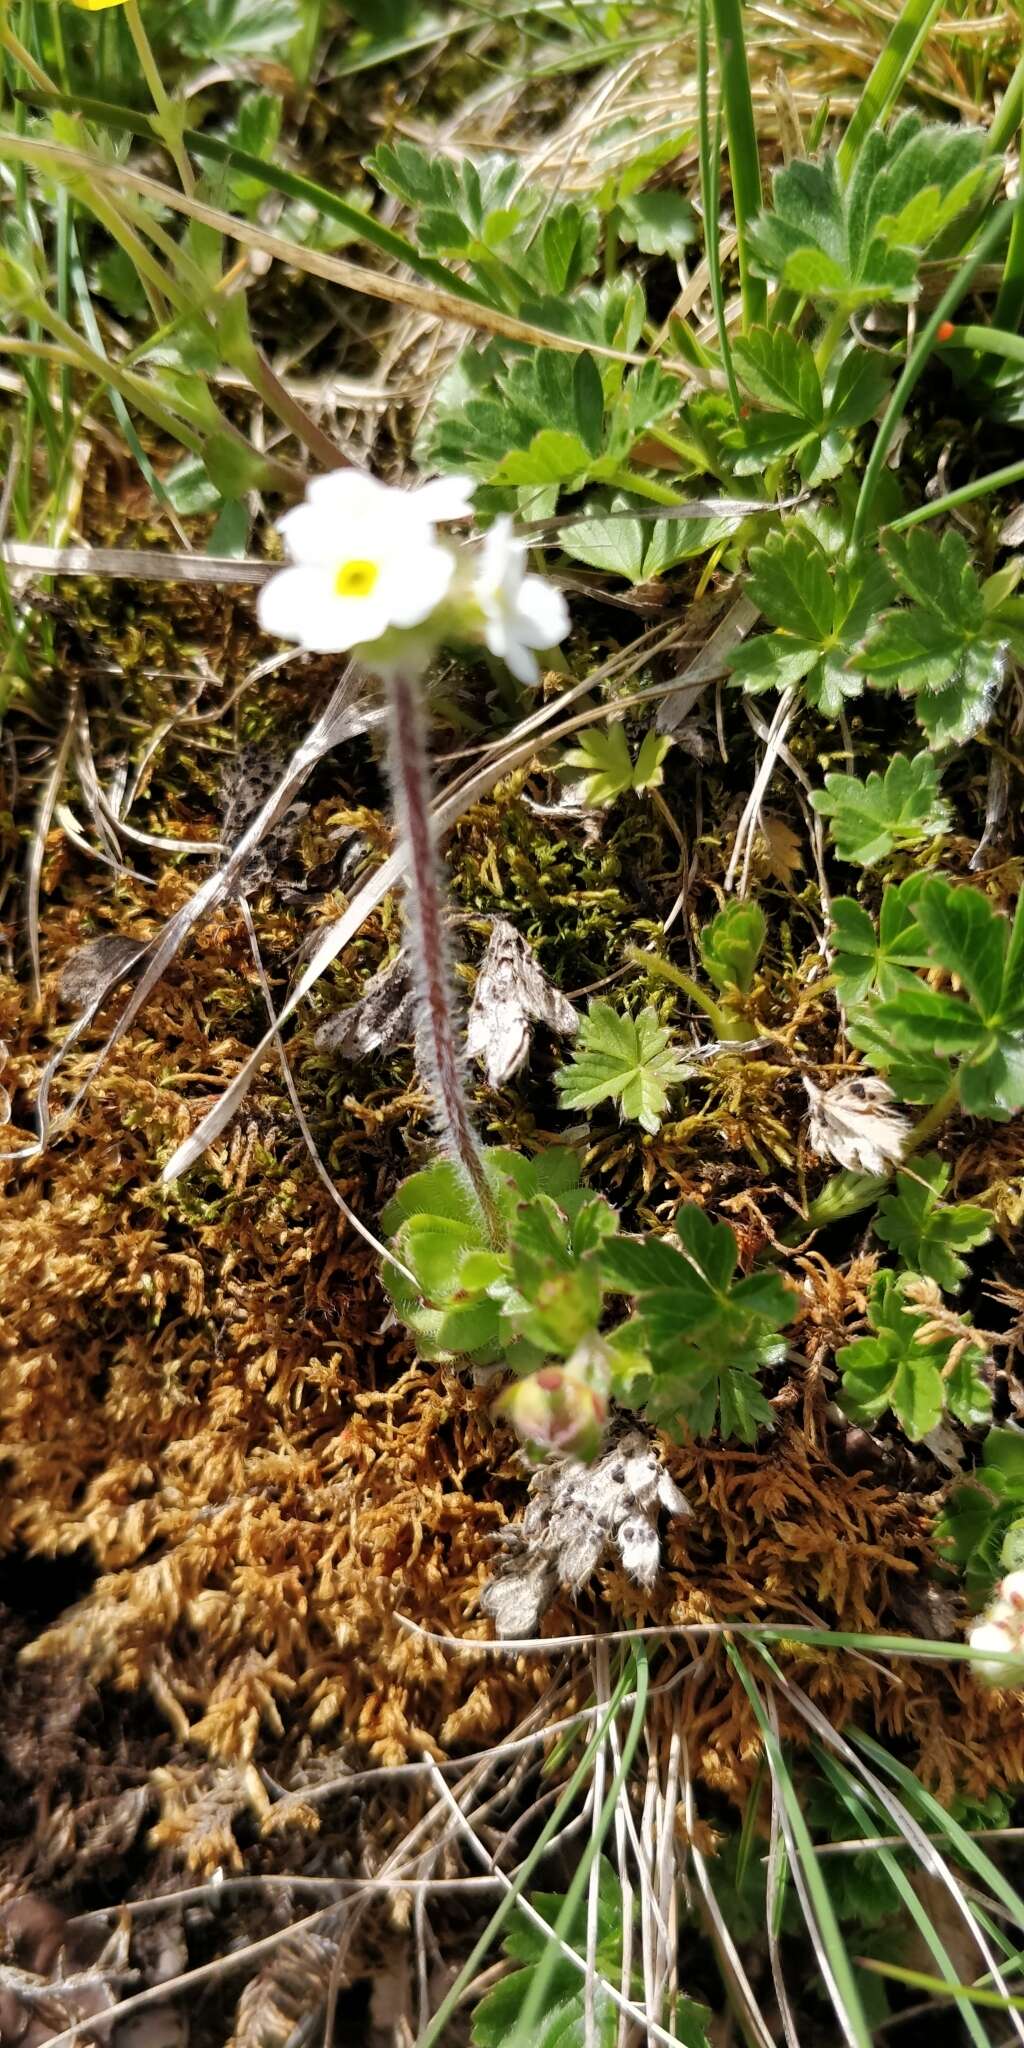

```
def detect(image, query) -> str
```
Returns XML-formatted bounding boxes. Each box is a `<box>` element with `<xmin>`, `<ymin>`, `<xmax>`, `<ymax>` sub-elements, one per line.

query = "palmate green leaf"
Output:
<box><xmin>699</xmin><ymin>899</ymin><xmax>766</xmax><ymax>995</ymax></box>
<box><xmin>599</xmin><ymin>1209</ymin><xmax>796</xmax><ymax>1443</ymax></box>
<box><xmin>811</xmin><ymin>751</ymin><xmax>951</xmax><ymax>866</ymax></box>
<box><xmin>556</xmin><ymin>1003</ymin><xmax>688</xmax><ymax>1134</ymax></box>
<box><xmin>561</xmin><ymin>725</ymin><xmax>671</xmax><ymax>806</ymax></box>
<box><xmin>729</xmin><ymin>331</ymin><xmax>889</xmax><ymax>485</ymax></box>
<box><xmin>506</xmin><ymin>1189</ymin><xmax>617</xmax><ymax>1356</ymax></box>
<box><xmin>852</xmin><ymin>878</ymin><xmax>1024</xmax><ymax>1116</ymax></box>
<box><xmin>852</xmin><ymin>529</ymin><xmax>1024</xmax><ymax>745</ymax></box>
<box><xmin>874</xmin><ymin>1155</ymin><xmax>992</xmax><ymax>1291</ymax></box>
<box><xmin>729</xmin><ymin>523</ymin><xmax>894</xmax><ymax>717</ymax></box>
<box><xmin>831</xmin><ymin>878</ymin><xmax>930</xmax><ymax>1005</ymax></box>
<box><xmin>936</xmin><ymin>1430</ymin><xmax>1024</xmax><ymax>1604</ymax></box>
<box><xmin>837</xmin><ymin>1270</ymin><xmax>990</xmax><ymax>1441</ymax></box>
<box><xmin>369</xmin><ymin>142</ymin><xmax>599</xmax><ymax>304</ymax></box>
<box><xmin>424</xmin><ymin>342</ymin><xmax>677</xmax><ymax>506</ymax></box>
<box><xmin>748</xmin><ymin>113</ymin><xmax>988</xmax><ymax>311</ymax></box>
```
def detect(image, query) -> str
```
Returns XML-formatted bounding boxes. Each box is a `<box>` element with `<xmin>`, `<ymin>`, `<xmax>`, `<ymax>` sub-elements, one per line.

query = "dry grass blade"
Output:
<box><xmin>25</xmin><ymin>684</ymin><xmax>78</xmax><ymax>1006</ymax></box>
<box><xmin>680</xmin><ymin>1735</ymin><xmax>777</xmax><ymax>2048</ymax></box>
<box><xmin>0</xmin><ymin>541</ymin><xmax>268</xmax><ymax>587</ymax></box>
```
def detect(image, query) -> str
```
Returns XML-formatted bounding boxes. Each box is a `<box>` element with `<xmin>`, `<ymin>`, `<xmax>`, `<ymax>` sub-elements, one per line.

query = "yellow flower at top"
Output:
<box><xmin>65</xmin><ymin>1</ymin><xmax>127</xmax><ymax>11</ymax></box>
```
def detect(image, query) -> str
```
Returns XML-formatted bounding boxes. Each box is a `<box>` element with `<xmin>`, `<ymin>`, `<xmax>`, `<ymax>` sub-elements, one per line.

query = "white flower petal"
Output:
<box><xmin>414</xmin><ymin>475</ymin><xmax>477</xmax><ymax>521</ymax></box>
<box><xmin>379</xmin><ymin>544</ymin><xmax>456</xmax><ymax>629</ymax></box>
<box><xmin>1001</xmin><ymin>1570</ymin><xmax>1024</xmax><ymax>1606</ymax></box>
<box><xmin>510</xmin><ymin>576</ymin><xmax>571</xmax><ymax>649</ymax></box>
<box><xmin>258</xmin><ymin>565</ymin><xmax>390</xmax><ymax>652</ymax></box>
<box><xmin>969</xmin><ymin>1618</ymin><xmax>1023</xmax><ymax>1682</ymax></box>
<box><xmin>304</xmin><ymin>468</ymin><xmax>395</xmax><ymax>520</ymax></box>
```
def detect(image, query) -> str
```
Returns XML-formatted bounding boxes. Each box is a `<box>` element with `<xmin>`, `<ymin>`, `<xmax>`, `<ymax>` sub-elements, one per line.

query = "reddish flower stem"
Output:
<box><xmin>385</xmin><ymin>670</ymin><xmax>502</xmax><ymax>1245</ymax></box>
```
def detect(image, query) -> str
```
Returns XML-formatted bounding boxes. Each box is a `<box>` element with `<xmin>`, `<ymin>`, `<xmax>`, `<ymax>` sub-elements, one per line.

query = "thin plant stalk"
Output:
<box><xmin>122</xmin><ymin>0</ymin><xmax>194</xmax><ymax>196</ymax></box>
<box><xmin>384</xmin><ymin>670</ymin><xmax>502</xmax><ymax>1247</ymax></box>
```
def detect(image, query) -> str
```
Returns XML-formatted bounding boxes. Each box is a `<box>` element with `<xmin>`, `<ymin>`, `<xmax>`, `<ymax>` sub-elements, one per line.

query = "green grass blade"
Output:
<box><xmin>413</xmin><ymin>1654</ymin><xmax>636</xmax><ymax>2048</ymax></box>
<box><xmin>709</xmin><ymin>0</ymin><xmax>766</xmax><ymax>327</ymax></box>
<box><xmin>697</xmin><ymin>0</ymin><xmax>740</xmax><ymax>414</ymax></box>
<box><xmin>858</xmin><ymin>1957</ymin><xmax>1024</xmax><ymax>2012</ymax></box>
<box><xmin>504</xmin><ymin>1639</ymin><xmax>650</xmax><ymax>2048</ymax></box>
<box><xmin>728</xmin><ymin>1647</ymin><xmax>873</xmax><ymax>2048</ymax></box>
<box><xmin>852</xmin><ymin>1732</ymin><xmax>1024</xmax><ymax>1935</ymax></box>
<box><xmin>815</xmin><ymin>1751</ymin><xmax>991</xmax><ymax>2048</ymax></box>
<box><xmin>13</xmin><ymin>87</ymin><xmax>492</xmax><ymax>311</ymax></box>
<box><xmin>838</xmin><ymin>0</ymin><xmax>945</xmax><ymax>180</ymax></box>
<box><xmin>851</xmin><ymin>194</ymin><xmax>1016</xmax><ymax>549</ymax></box>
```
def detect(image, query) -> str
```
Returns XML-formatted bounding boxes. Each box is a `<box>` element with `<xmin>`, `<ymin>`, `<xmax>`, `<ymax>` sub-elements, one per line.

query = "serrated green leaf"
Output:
<box><xmin>559</xmin><ymin>496</ymin><xmax>736</xmax><ymax>583</ymax></box>
<box><xmin>853</xmin><ymin>528</ymin><xmax>1024</xmax><ymax>744</ymax></box>
<box><xmin>873</xmin><ymin>1154</ymin><xmax>992</xmax><ymax>1291</ymax></box>
<box><xmin>916</xmin><ymin>877</ymin><xmax>1006</xmax><ymax>1022</ymax></box>
<box><xmin>556</xmin><ymin>1003</ymin><xmax>687</xmax><ymax>1134</ymax></box>
<box><xmin>837</xmin><ymin>1270</ymin><xmax>990</xmax><ymax>1441</ymax></box>
<box><xmin>614</xmin><ymin>187</ymin><xmax>696</xmax><ymax>257</ymax></box>
<box><xmin>936</xmin><ymin>1430</ymin><xmax>1024</xmax><ymax>1605</ymax></box>
<box><xmin>811</xmin><ymin>752</ymin><xmax>951</xmax><ymax>866</ymax></box>
<box><xmin>168</xmin><ymin>0</ymin><xmax>303</xmax><ymax>60</ymax></box>
<box><xmin>599</xmin><ymin>1209</ymin><xmax>795</xmax><ymax>1443</ymax></box>
<box><xmin>731</xmin><ymin>524</ymin><xmax>893</xmax><ymax>717</ymax></box>
<box><xmin>748</xmin><ymin>114</ymin><xmax>987</xmax><ymax>311</ymax></box>
<box><xmin>472</xmin><ymin>1858</ymin><xmax>629</xmax><ymax>2048</ymax></box>
<box><xmin>831</xmin><ymin>881</ymin><xmax>930</xmax><ymax>1004</ymax></box>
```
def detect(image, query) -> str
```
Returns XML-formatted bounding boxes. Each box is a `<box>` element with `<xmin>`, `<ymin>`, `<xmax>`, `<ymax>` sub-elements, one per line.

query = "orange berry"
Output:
<box><xmin>936</xmin><ymin>320</ymin><xmax>956</xmax><ymax>342</ymax></box>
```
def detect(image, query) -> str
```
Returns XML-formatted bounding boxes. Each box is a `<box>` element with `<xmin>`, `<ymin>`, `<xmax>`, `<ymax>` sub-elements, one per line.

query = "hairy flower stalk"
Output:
<box><xmin>385</xmin><ymin>668</ymin><xmax>502</xmax><ymax>1242</ymax></box>
<box><xmin>256</xmin><ymin>467</ymin><xmax>569</xmax><ymax>1244</ymax></box>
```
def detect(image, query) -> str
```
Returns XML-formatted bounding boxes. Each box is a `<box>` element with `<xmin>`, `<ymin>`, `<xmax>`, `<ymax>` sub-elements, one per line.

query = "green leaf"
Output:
<box><xmin>699</xmin><ymin>900</ymin><xmax>766</xmax><ymax>996</ymax></box>
<box><xmin>850</xmin><ymin>878</ymin><xmax>1024</xmax><ymax>1116</ymax></box>
<box><xmin>873</xmin><ymin>1155</ymin><xmax>992</xmax><ymax>1291</ymax></box>
<box><xmin>380</xmin><ymin>1148</ymin><xmax>586</xmax><ymax>1364</ymax></box>
<box><xmin>506</xmin><ymin>1190</ymin><xmax>617</xmax><ymax>1355</ymax></box>
<box><xmin>811</xmin><ymin>751</ymin><xmax>951</xmax><ymax>866</ymax></box>
<box><xmin>613</xmin><ymin>188</ymin><xmax>696</xmax><ymax>257</ymax></box>
<box><xmin>730</xmin><ymin>523</ymin><xmax>894</xmax><ymax>718</ymax></box>
<box><xmin>831</xmin><ymin>880</ymin><xmax>929</xmax><ymax>1005</ymax></box>
<box><xmin>168</xmin><ymin>0</ymin><xmax>303</xmax><ymax>59</ymax></box>
<box><xmin>599</xmin><ymin>1208</ymin><xmax>795</xmax><ymax>1443</ymax></box>
<box><xmin>369</xmin><ymin>141</ymin><xmax>599</xmax><ymax>307</ymax></box>
<box><xmin>853</xmin><ymin>528</ymin><xmax>1024</xmax><ymax>745</ymax></box>
<box><xmin>556</xmin><ymin>1003</ymin><xmax>688</xmax><ymax>1134</ymax></box>
<box><xmin>915</xmin><ymin>875</ymin><xmax>1006</xmax><ymax>1023</ymax></box>
<box><xmin>561</xmin><ymin>725</ymin><xmax>670</xmax><ymax>806</ymax></box>
<box><xmin>729</xmin><ymin>332</ymin><xmax>888</xmax><ymax>485</ymax></box>
<box><xmin>748</xmin><ymin>114</ymin><xmax>987</xmax><ymax>311</ymax></box>
<box><xmin>471</xmin><ymin>1858</ymin><xmax>627</xmax><ymax>2048</ymax></box>
<box><xmin>936</xmin><ymin>1429</ymin><xmax>1024</xmax><ymax>1605</ymax></box>
<box><xmin>560</xmin><ymin>496</ymin><xmax>737</xmax><ymax>583</ymax></box>
<box><xmin>837</xmin><ymin>1270</ymin><xmax>990</xmax><ymax>1441</ymax></box>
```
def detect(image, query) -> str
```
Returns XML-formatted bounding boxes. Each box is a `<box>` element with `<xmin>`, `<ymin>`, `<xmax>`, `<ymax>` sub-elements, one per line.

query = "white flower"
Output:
<box><xmin>258</xmin><ymin>469</ymin><xmax>475</xmax><ymax>657</ymax></box>
<box><xmin>473</xmin><ymin>517</ymin><xmax>570</xmax><ymax>685</ymax></box>
<box><xmin>968</xmin><ymin>1572</ymin><xmax>1024</xmax><ymax>1685</ymax></box>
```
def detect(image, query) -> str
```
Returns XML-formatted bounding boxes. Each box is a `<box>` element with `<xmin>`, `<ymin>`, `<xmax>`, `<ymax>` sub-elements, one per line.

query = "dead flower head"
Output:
<box><xmin>803</xmin><ymin>1073</ymin><xmax>911</xmax><ymax>1176</ymax></box>
<box><xmin>480</xmin><ymin>1429</ymin><xmax>690</xmax><ymax>1638</ymax></box>
<box><xmin>466</xmin><ymin>918</ymin><xmax>578</xmax><ymax>1088</ymax></box>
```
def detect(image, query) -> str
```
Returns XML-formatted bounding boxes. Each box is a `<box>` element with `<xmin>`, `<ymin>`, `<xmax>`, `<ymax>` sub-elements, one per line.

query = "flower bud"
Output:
<box><xmin>497</xmin><ymin>1367</ymin><xmax>606</xmax><ymax>1463</ymax></box>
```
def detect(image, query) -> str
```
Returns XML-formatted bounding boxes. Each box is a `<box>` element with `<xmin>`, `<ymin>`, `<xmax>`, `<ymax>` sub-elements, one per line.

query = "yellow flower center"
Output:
<box><xmin>335</xmin><ymin>558</ymin><xmax>380</xmax><ymax>600</ymax></box>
